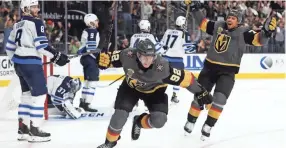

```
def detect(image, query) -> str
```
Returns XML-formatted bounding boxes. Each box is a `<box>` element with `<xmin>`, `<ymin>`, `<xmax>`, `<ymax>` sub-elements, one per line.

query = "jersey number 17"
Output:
<box><xmin>165</xmin><ymin>35</ymin><xmax>178</xmax><ymax>48</ymax></box>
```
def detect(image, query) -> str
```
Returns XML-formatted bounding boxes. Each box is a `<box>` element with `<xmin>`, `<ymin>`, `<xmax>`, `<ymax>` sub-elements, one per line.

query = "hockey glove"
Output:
<box><xmin>51</xmin><ymin>51</ymin><xmax>70</xmax><ymax>66</ymax></box>
<box><xmin>97</xmin><ymin>52</ymin><xmax>111</xmax><ymax>70</ymax></box>
<box><xmin>195</xmin><ymin>84</ymin><xmax>213</xmax><ymax>110</ymax></box>
<box><xmin>265</xmin><ymin>17</ymin><xmax>277</xmax><ymax>32</ymax></box>
<box><xmin>184</xmin><ymin>0</ymin><xmax>192</xmax><ymax>5</ymax></box>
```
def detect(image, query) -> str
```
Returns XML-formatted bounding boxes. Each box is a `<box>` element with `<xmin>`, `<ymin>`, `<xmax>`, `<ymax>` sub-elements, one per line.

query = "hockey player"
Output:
<box><xmin>96</xmin><ymin>39</ymin><xmax>213</xmax><ymax>148</ymax></box>
<box><xmin>77</xmin><ymin>13</ymin><xmax>100</xmax><ymax>112</ymax></box>
<box><xmin>160</xmin><ymin>16</ymin><xmax>193</xmax><ymax>104</ymax></box>
<box><xmin>5</xmin><ymin>0</ymin><xmax>69</xmax><ymax>142</ymax></box>
<box><xmin>183</xmin><ymin>1</ymin><xmax>277</xmax><ymax>140</ymax></box>
<box><xmin>129</xmin><ymin>20</ymin><xmax>161</xmax><ymax>52</ymax></box>
<box><xmin>47</xmin><ymin>75</ymin><xmax>84</xmax><ymax>119</ymax></box>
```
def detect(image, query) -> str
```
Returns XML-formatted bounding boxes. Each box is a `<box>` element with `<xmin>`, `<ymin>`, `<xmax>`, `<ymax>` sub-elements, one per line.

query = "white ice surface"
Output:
<box><xmin>0</xmin><ymin>80</ymin><xmax>285</xmax><ymax>148</ymax></box>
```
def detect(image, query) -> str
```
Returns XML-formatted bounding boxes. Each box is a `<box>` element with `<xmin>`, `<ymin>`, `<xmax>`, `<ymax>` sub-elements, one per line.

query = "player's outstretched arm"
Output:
<box><xmin>185</xmin><ymin>1</ymin><xmax>216</xmax><ymax>36</ymax></box>
<box><xmin>162</xmin><ymin>66</ymin><xmax>213</xmax><ymax>109</ymax></box>
<box><xmin>97</xmin><ymin>50</ymin><xmax>123</xmax><ymax>69</ymax></box>
<box><xmin>32</xmin><ymin>19</ymin><xmax>69</xmax><ymax>66</ymax></box>
<box><xmin>243</xmin><ymin>15</ymin><xmax>277</xmax><ymax>47</ymax></box>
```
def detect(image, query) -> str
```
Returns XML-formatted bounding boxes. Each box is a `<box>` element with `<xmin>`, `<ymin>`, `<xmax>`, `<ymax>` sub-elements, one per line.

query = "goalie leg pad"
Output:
<box><xmin>106</xmin><ymin>109</ymin><xmax>129</xmax><ymax>142</ymax></box>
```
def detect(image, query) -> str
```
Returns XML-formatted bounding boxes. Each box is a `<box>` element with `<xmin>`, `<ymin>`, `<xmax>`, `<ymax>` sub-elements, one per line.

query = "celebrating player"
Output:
<box><xmin>77</xmin><ymin>13</ymin><xmax>100</xmax><ymax>112</ymax></box>
<box><xmin>160</xmin><ymin>16</ymin><xmax>193</xmax><ymax>104</ymax></box>
<box><xmin>96</xmin><ymin>39</ymin><xmax>213</xmax><ymax>148</ymax></box>
<box><xmin>47</xmin><ymin>75</ymin><xmax>84</xmax><ymax>119</ymax></box>
<box><xmin>183</xmin><ymin>0</ymin><xmax>277</xmax><ymax>140</ymax></box>
<box><xmin>5</xmin><ymin>0</ymin><xmax>69</xmax><ymax>142</ymax></box>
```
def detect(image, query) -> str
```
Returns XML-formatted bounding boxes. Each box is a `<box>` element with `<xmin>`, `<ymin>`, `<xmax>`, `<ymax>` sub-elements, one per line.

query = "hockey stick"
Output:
<box><xmin>43</xmin><ymin>48</ymin><xmax>102</xmax><ymax>65</ymax></box>
<box><xmin>96</xmin><ymin>75</ymin><xmax>125</xmax><ymax>88</ymax></box>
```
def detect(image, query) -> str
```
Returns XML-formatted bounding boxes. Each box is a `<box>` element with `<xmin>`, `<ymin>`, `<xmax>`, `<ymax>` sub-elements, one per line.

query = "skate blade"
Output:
<box><xmin>28</xmin><ymin>136</ymin><xmax>51</xmax><ymax>143</ymax></box>
<box><xmin>17</xmin><ymin>134</ymin><xmax>29</xmax><ymax>141</ymax></box>
<box><xmin>184</xmin><ymin>131</ymin><xmax>192</xmax><ymax>136</ymax></box>
<box><xmin>200</xmin><ymin>135</ymin><xmax>209</xmax><ymax>141</ymax></box>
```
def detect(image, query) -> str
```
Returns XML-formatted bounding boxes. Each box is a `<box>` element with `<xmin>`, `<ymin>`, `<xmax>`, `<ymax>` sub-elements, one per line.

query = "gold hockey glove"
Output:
<box><xmin>184</xmin><ymin>0</ymin><xmax>192</xmax><ymax>5</ymax></box>
<box><xmin>268</xmin><ymin>17</ymin><xmax>277</xmax><ymax>31</ymax></box>
<box><xmin>98</xmin><ymin>52</ymin><xmax>111</xmax><ymax>70</ymax></box>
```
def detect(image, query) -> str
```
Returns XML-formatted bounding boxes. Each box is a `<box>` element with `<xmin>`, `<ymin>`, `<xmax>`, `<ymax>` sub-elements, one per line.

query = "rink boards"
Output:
<box><xmin>0</xmin><ymin>54</ymin><xmax>285</xmax><ymax>87</ymax></box>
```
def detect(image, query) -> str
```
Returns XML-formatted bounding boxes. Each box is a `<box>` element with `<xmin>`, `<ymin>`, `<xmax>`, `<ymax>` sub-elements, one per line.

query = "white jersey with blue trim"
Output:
<box><xmin>161</xmin><ymin>29</ymin><xmax>192</xmax><ymax>59</ymax></box>
<box><xmin>47</xmin><ymin>75</ymin><xmax>81</xmax><ymax>119</ymax></box>
<box><xmin>78</xmin><ymin>28</ymin><xmax>100</xmax><ymax>58</ymax></box>
<box><xmin>129</xmin><ymin>33</ymin><xmax>161</xmax><ymax>52</ymax></box>
<box><xmin>5</xmin><ymin>16</ymin><xmax>55</xmax><ymax>65</ymax></box>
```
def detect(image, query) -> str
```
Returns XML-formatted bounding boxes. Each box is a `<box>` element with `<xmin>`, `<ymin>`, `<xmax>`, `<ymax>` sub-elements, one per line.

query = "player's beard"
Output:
<box><xmin>137</xmin><ymin>53</ymin><xmax>155</xmax><ymax>68</ymax></box>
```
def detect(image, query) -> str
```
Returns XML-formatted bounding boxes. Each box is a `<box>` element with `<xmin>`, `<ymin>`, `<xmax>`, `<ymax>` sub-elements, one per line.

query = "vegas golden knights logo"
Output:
<box><xmin>214</xmin><ymin>34</ymin><xmax>231</xmax><ymax>53</ymax></box>
<box><xmin>126</xmin><ymin>69</ymin><xmax>146</xmax><ymax>88</ymax></box>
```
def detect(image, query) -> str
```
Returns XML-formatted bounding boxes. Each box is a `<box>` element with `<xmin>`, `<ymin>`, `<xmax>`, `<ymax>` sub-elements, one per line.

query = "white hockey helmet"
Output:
<box><xmin>138</xmin><ymin>20</ymin><xmax>151</xmax><ymax>32</ymax></box>
<box><xmin>84</xmin><ymin>13</ymin><xmax>99</xmax><ymax>27</ymax></box>
<box><xmin>176</xmin><ymin>16</ymin><xmax>186</xmax><ymax>28</ymax></box>
<box><xmin>20</xmin><ymin>0</ymin><xmax>39</xmax><ymax>13</ymax></box>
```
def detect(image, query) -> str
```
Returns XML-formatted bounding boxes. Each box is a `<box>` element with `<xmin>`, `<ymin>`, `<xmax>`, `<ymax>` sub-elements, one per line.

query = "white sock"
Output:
<box><xmin>18</xmin><ymin>91</ymin><xmax>32</xmax><ymax>127</ymax></box>
<box><xmin>81</xmin><ymin>81</ymin><xmax>88</xmax><ymax>101</ymax></box>
<box><xmin>29</xmin><ymin>95</ymin><xmax>46</xmax><ymax>127</ymax></box>
<box><xmin>173</xmin><ymin>86</ymin><xmax>180</xmax><ymax>95</ymax></box>
<box><xmin>81</xmin><ymin>81</ymin><xmax>97</xmax><ymax>104</ymax></box>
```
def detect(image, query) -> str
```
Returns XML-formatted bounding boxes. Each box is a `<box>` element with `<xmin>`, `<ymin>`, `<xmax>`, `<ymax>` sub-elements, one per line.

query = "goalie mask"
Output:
<box><xmin>136</xmin><ymin>39</ymin><xmax>156</xmax><ymax>68</ymax></box>
<box><xmin>69</xmin><ymin>78</ymin><xmax>82</xmax><ymax>94</ymax></box>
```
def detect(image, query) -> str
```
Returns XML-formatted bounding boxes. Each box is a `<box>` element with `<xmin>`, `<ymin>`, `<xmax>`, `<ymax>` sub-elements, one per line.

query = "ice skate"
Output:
<box><xmin>171</xmin><ymin>92</ymin><xmax>179</xmax><ymax>104</ymax></box>
<box><xmin>97</xmin><ymin>139</ymin><xmax>118</xmax><ymax>148</ymax></box>
<box><xmin>28</xmin><ymin>124</ymin><xmax>51</xmax><ymax>143</ymax></box>
<box><xmin>184</xmin><ymin>121</ymin><xmax>195</xmax><ymax>136</ymax></box>
<box><xmin>18</xmin><ymin>118</ymin><xmax>29</xmax><ymax>141</ymax></box>
<box><xmin>79</xmin><ymin>98</ymin><xmax>98</xmax><ymax>112</ymax></box>
<box><xmin>200</xmin><ymin>123</ymin><xmax>212</xmax><ymax>141</ymax></box>
<box><xmin>131</xmin><ymin>115</ymin><xmax>141</xmax><ymax>140</ymax></box>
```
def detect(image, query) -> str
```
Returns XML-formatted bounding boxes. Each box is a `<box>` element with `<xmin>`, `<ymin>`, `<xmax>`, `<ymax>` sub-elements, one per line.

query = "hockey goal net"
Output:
<box><xmin>0</xmin><ymin>56</ymin><xmax>53</xmax><ymax>120</ymax></box>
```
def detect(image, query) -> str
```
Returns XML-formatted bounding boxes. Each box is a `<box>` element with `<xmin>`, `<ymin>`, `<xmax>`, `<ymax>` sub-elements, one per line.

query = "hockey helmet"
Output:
<box><xmin>136</xmin><ymin>39</ymin><xmax>156</xmax><ymax>56</ymax></box>
<box><xmin>84</xmin><ymin>13</ymin><xmax>99</xmax><ymax>27</ymax></box>
<box><xmin>69</xmin><ymin>78</ymin><xmax>82</xmax><ymax>93</ymax></box>
<box><xmin>138</xmin><ymin>20</ymin><xmax>151</xmax><ymax>32</ymax></box>
<box><xmin>227</xmin><ymin>9</ymin><xmax>243</xmax><ymax>24</ymax></box>
<box><xmin>176</xmin><ymin>16</ymin><xmax>186</xmax><ymax>29</ymax></box>
<box><xmin>20</xmin><ymin>0</ymin><xmax>39</xmax><ymax>14</ymax></box>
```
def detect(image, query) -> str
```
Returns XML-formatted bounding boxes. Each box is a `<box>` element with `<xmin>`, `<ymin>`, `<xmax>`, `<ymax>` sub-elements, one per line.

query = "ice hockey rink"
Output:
<box><xmin>0</xmin><ymin>79</ymin><xmax>285</xmax><ymax>148</ymax></box>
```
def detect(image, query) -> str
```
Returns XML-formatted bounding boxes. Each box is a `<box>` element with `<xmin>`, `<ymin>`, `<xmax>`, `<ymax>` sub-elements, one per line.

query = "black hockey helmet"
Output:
<box><xmin>227</xmin><ymin>9</ymin><xmax>243</xmax><ymax>24</ymax></box>
<box><xmin>136</xmin><ymin>39</ymin><xmax>156</xmax><ymax>57</ymax></box>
